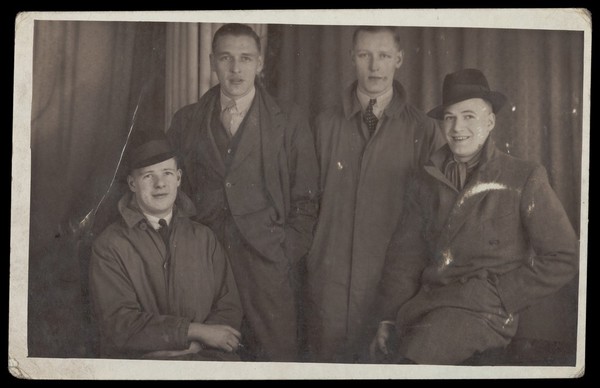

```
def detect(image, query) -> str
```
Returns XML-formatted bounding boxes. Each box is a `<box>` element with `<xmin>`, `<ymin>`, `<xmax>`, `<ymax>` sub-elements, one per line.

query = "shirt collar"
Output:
<box><xmin>356</xmin><ymin>86</ymin><xmax>394</xmax><ymax>118</ymax></box>
<box><xmin>143</xmin><ymin>210</ymin><xmax>173</xmax><ymax>230</ymax></box>
<box><xmin>220</xmin><ymin>86</ymin><xmax>256</xmax><ymax>114</ymax></box>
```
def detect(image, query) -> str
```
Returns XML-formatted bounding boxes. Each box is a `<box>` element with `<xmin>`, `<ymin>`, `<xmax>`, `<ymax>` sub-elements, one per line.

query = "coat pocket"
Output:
<box><xmin>481</xmin><ymin>211</ymin><xmax>518</xmax><ymax>251</ymax></box>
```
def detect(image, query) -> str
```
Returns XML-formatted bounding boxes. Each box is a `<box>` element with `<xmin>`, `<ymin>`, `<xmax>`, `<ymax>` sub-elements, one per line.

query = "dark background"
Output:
<box><xmin>26</xmin><ymin>20</ymin><xmax>585</xmax><ymax>362</ymax></box>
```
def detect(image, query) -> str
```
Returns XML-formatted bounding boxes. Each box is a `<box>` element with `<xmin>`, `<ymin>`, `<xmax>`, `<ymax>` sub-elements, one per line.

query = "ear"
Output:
<box><xmin>209</xmin><ymin>53</ymin><xmax>216</xmax><ymax>73</ymax></box>
<box><xmin>488</xmin><ymin>112</ymin><xmax>496</xmax><ymax>131</ymax></box>
<box><xmin>395</xmin><ymin>49</ymin><xmax>404</xmax><ymax>69</ymax></box>
<box><xmin>256</xmin><ymin>55</ymin><xmax>264</xmax><ymax>74</ymax></box>
<box><xmin>127</xmin><ymin>175</ymin><xmax>136</xmax><ymax>192</ymax></box>
<box><xmin>176</xmin><ymin>169</ymin><xmax>182</xmax><ymax>188</ymax></box>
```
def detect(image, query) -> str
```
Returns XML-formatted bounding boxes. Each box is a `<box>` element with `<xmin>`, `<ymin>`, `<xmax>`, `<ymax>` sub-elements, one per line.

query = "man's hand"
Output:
<box><xmin>369</xmin><ymin>322</ymin><xmax>394</xmax><ymax>361</ymax></box>
<box><xmin>188</xmin><ymin>323</ymin><xmax>242</xmax><ymax>353</ymax></box>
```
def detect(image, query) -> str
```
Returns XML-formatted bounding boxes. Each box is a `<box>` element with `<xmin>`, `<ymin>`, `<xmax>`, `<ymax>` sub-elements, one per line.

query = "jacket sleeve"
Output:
<box><xmin>493</xmin><ymin>165</ymin><xmax>579</xmax><ymax>314</ymax></box>
<box><xmin>89</xmin><ymin>237</ymin><xmax>191</xmax><ymax>354</ymax></box>
<box><xmin>203</xmin><ymin>233</ymin><xmax>243</xmax><ymax>330</ymax></box>
<box><xmin>376</xmin><ymin>176</ymin><xmax>430</xmax><ymax>322</ymax></box>
<box><xmin>415</xmin><ymin>115</ymin><xmax>446</xmax><ymax>167</ymax></box>
<box><xmin>282</xmin><ymin>105</ymin><xmax>320</xmax><ymax>266</ymax></box>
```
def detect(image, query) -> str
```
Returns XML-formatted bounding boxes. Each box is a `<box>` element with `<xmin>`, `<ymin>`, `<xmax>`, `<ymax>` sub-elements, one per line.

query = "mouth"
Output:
<box><xmin>229</xmin><ymin>79</ymin><xmax>244</xmax><ymax>85</ymax></box>
<box><xmin>153</xmin><ymin>193</ymin><xmax>169</xmax><ymax>199</ymax></box>
<box><xmin>452</xmin><ymin>136</ymin><xmax>471</xmax><ymax>142</ymax></box>
<box><xmin>368</xmin><ymin>76</ymin><xmax>384</xmax><ymax>81</ymax></box>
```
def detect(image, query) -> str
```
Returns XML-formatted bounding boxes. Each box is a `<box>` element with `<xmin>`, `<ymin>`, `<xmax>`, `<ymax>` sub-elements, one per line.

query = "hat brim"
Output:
<box><xmin>427</xmin><ymin>91</ymin><xmax>507</xmax><ymax>120</ymax></box>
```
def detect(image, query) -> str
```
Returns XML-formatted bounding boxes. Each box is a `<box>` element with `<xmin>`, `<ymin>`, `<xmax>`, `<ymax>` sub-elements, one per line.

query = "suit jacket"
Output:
<box><xmin>167</xmin><ymin>84</ymin><xmax>319</xmax><ymax>266</ymax></box>
<box><xmin>378</xmin><ymin>139</ymin><xmax>579</xmax><ymax>332</ymax></box>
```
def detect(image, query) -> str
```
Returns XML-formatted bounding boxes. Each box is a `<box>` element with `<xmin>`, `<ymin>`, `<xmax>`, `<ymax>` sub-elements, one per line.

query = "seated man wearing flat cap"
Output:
<box><xmin>370</xmin><ymin>69</ymin><xmax>579</xmax><ymax>365</ymax></box>
<box><xmin>89</xmin><ymin>131</ymin><xmax>243</xmax><ymax>360</ymax></box>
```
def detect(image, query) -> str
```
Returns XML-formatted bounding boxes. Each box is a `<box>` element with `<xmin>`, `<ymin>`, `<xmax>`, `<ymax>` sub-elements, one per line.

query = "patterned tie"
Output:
<box><xmin>158</xmin><ymin>218</ymin><xmax>170</xmax><ymax>247</ymax></box>
<box><xmin>363</xmin><ymin>98</ymin><xmax>378</xmax><ymax>137</ymax></box>
<box><xmin>221</xmin><ymin>100</ymin><xmax>239</xmax><ymax>138</ymax></box>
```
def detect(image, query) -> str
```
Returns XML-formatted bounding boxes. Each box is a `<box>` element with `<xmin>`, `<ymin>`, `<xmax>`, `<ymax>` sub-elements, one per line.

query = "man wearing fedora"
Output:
<box><xmin>369</xmin><ymin>68</ymin><xmax>579</xmax><ymax>365</ymax></box>
<box><xmin>89</xmin><ymin>131</ymin><xmax>243</xmax><ymax>360</ymax></box>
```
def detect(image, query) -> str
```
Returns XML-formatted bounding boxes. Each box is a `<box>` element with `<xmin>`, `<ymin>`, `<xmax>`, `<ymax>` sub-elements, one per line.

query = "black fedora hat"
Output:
<box><xmin>126</xmin><ymin>130</ymin><xmax>176</xmax><ymax>171</ymax></box>
<box><xmin>427</xmin><ymin>68</ymin><xmax>507</xmax><ymax>120</ymax></box>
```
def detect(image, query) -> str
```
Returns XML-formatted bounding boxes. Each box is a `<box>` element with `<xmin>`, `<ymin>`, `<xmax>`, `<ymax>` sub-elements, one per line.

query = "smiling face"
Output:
<box><xmin>210</xmin><ymin>34</ymin><xmax>263</xmax><ymax>99</ymax></box>
<box><xmin>352</xmin><ymin>30</ymin><xmax>403</xmax><ymax>97</ymax></box>
<box><xmin>127</xmin><ymin>158</ymin><xmax>181</xmax><ymax>218</ymax></box>
<box><xmin>442</xmin><ymin>98</ymin><xmax>496</xmax><ymax>162</ymax></box>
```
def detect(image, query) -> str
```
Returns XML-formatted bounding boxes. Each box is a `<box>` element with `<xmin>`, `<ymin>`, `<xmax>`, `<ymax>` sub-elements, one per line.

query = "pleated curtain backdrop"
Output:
<box><xmin>27</xmin><ymin>21</ymin><xmax>584</xmax><ymax>358</ymax></box>
<box><xmin>164</xmin><ymin>23</ymin><xmax>268</xmax><ymax>129</ymax></box>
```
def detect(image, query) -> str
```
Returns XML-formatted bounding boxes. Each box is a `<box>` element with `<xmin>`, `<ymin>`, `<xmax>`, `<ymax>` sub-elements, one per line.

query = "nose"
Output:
<box><xmin>230</xmin><ymin>58</ymin><xmax>241</xmax><ymax>73</ymax></box>
<box><xmin>449</xmin><ymin>117</ymin><xmax>465</xmax><ymax>133</ymax></box>
<box><xmin>369</xmin><ymin>56</ymin><xmax>380</xmax><ymax>72</ymax></box>
<box><xmin>154</xmin><ymin>176</ymin><xmax>166</xmax><ymax>188</ymax></box>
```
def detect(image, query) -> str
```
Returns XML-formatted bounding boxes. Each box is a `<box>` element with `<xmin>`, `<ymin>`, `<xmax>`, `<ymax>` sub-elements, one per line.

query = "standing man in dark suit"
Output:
<box><xmin>305</xmin><ymin>26</ymin><xmax>444</xmax><ymax>363</ymax></box>
<box><xmin>166</xmin><ymin>23</ymin><xmax>319</xmax><ymax>362</ymax></box>
<box><xmin>370</xmin><ymin>69</ymin><xmax>579</xmax><ymax>365</ymax></box>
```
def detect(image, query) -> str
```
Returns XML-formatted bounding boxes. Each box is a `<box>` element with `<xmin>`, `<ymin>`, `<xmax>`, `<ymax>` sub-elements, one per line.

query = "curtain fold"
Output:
<box><xmin>29</xmin><ymin>21</ymin><xmax>165</xmax><ymax>357</ymax></box>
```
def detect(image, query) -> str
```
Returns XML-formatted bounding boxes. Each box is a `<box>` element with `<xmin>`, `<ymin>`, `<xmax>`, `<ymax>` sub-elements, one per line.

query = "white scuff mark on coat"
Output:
<box><xmin>527</xmin><ymin>201</ymin><xmax>535</xmax><ymax>216</ymax></box>
<box><xmin>502</xmin><ymin>314</ymin><xmax>514</xmax><ymax>328</ymax></box>
<box><xmin>438</xmin><ymin>248</ymin><xmax>453</xmax><ymax>270</ymax></box>
<box><xmin>458</xmin><ymin>182</ymin><xmax>509</xmax><ymax>206</ymax></box>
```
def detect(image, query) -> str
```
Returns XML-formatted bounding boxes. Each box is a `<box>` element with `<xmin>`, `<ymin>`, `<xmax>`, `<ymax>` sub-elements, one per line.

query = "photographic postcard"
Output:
<box><xmin>10</xmin><ymin>8</ymin><xmax>590</xmax><ymax>379</ymax></box>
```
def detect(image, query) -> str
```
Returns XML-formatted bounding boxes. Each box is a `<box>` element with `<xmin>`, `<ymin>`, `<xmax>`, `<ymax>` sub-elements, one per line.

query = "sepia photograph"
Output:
<box><xmin>10</xmin><ymin>9</ymin><xmax>589</xmax><ymax>379</ymax></box>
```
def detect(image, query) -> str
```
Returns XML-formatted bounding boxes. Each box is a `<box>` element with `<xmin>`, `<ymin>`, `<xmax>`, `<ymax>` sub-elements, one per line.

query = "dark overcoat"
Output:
<box><xmin>378</xmin><ymin>140</ymin><xmax>579</xmax><ymax>364</ymax></box>
<box><xmin>89</xmin><ymin>192</ymin><xmax>242</xmax><ymax>359</ymax></box>
<box><xmin>306</xmin><ymin>81</ymin><xmax>443</xmax><ymax>361</ymax></box>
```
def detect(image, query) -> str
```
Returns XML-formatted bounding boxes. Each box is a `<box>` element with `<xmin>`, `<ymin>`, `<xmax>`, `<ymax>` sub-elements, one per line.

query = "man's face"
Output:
<box><xmin>210</xmin><ymin>34</ymin><xmax>263</xmax><ymax>99</ymax></box>
<box><xmin>127</xmin><ymin>158</ymin><xmax>181</xmax><ymax>219</ymax></box>
<box><xmin>352</xmin><ymin>31</ymin><xmax>403</xmax><ymax>97</ymax></box>
<box><xmin>442</xmin><ymin>98</ymin><xmax>496</xmax><ymax>162</ymax></box>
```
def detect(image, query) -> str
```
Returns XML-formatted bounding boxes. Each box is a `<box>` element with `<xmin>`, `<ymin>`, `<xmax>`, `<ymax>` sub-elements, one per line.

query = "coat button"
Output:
<box><xmin>225</xmin><ymin>182</ymin><xmax>232</xmax><ymax>188</ymax></box>
<box><xmin>139</xmin><ymin>222</ymin><xmax>147</xmax><ymax>231</ymax></box>
<box><xmin>423</xmin><ymin>284</ymin><xmax>431</xmax><ymax>292</ymax></box>
<box><xmin>459</xmin><ymin>277</ymin><xmax>467</xmax><ymax>284</ymax></box>
<box><xmin>227</xmin><ymin>148</ymin><xmax>232</xmax><ymax>154</ymax></box>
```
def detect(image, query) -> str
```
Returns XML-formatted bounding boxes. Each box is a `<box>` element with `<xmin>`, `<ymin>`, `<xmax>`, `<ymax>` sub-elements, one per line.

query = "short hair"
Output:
<box><xmin>352</xmin><ymin>26</ymin><xmax>402</xmax><ymax>51</ymax></box>
<box><xmin>212</xmin><ymin>23</ymin><xmax>261</xmax><ymax>53</ymax></box>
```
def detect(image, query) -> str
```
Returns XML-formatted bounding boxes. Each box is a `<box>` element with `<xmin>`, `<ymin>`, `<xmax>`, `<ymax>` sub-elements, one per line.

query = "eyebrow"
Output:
<box><xmin>444</xmin><ymin>109</ymin><xmax>478</xmax><ymax>115</ymax></box>
<box><xmin>138</xmin><ymin>167</ymin><xmax>176</xmax><ymax>175</ymax></box>
<box><xmin>216</xmin><ymin>51</ymin><xmax>257</xmax><ymax>56</ymax></box>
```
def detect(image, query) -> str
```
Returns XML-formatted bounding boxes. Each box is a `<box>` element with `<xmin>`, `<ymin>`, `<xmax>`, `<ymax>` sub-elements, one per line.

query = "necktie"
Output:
<box><xmin>444</xmin><ymin>156</ymin><xmax>481</xmax><ymax>191</ymax></box>
<box><xmin>221</xmin><ymin>100</ymin><xmax>239</xmax><ymax>138</ymax></box>
<box><xmin>158</xmin><ymin>218</ymin><xmax>170</xmax><ymax>247</ymax></box>
<box><xmin>363</xmin><ymin>98</ymin><xmax>378</xmax><ymax>137</ymax></box>
<box><xmin>444</xmin><ymin>159</ymin><xmax>468</xmax><ymax>190</ymax></box>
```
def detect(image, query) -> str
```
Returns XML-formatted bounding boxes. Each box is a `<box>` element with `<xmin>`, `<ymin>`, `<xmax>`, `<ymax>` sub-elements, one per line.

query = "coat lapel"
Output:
<box><xmin>258</xmin><ymin>88</ymin><xmax>286</xmax><ymax>209</ymax></box>
<box><xmin>194</xmin><ymin>95</ymin><xmax>226</xmax><ymax>176</ymax></box>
